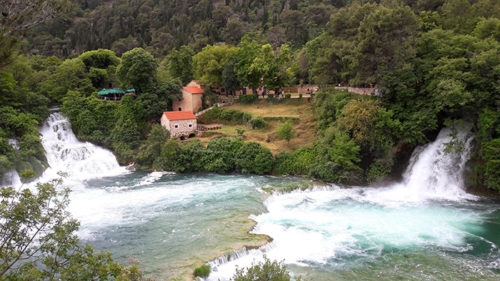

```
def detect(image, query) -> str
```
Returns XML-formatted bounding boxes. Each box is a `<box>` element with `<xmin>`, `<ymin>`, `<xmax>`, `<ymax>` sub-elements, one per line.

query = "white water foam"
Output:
<box><xmin>1</xmin><ymin>169</ymin><xmax>21</xmax><ymax>187</ymax></box>
<box><xmin>208</xmin><ymin>125</ymin><xmax>483</xmax><ymax>280</ymax></box>
<box><xmin>38</xmin><ymin>112</ymin><xmax>127</xmax><ymax>183</ymax></box>
<box><xmin>134</xmin><ymin>171</ymin><xmax>175</xmax><ymax>187</ymax></box>
<box><xmin>71</xmin><ymin>176</ymin><xmax>258</xmax><ymax>240</ymax></box>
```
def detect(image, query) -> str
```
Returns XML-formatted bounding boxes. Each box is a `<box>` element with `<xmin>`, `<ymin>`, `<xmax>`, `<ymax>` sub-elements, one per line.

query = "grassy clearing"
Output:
<box><xmin>197</xmin><ymin>99</ymin><xmax>317</xmax><ymax>154</ymax></box>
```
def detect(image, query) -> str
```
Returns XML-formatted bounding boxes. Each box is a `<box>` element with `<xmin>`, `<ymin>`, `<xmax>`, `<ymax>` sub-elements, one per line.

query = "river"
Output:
<box><xmin>4</xmin><ymin>112</ymin><xmax>499</xmax><ymax>280</ymax></box>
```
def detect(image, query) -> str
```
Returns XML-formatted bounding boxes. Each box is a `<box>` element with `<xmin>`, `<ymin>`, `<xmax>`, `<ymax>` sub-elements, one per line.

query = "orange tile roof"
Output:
<box><xmin>183</xmin><ymin>87</ymin><xmax>204</xmax><ymax>94</ymax></box>
<box><xmin>164</xmin><ymin>111</ymin><xmax>197</xmax><ymax>120</ymax></box>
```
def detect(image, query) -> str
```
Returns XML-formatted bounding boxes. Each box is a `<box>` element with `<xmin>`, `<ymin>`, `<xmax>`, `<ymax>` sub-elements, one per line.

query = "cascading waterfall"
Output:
<box><xmin>38</xmin><ymin>112</ymin><xmax>126</xmax><ymax>183</ymax></box>
<box><xmin>361</xmin><ymin>124</ymin><xmax>476</xmax><ymax>205</ymax></box>
<box><xmin>3</xmin><ymin>112</ymin><xmax>498</xmax><ymax>280</ymax></box>
<box><xmin>1</xmin><ymin>169</ymin><xmax>21</xmax><ymax>187</ymax></box>
<box><xmin>1</xmin><ymin>139</ymin><xmax>21</xmax><ymax>187</ymax></box>
<box><xmin>207</xmin><ymin>124</ymin><xmax>498</xmax><ymax>281</ymax></box>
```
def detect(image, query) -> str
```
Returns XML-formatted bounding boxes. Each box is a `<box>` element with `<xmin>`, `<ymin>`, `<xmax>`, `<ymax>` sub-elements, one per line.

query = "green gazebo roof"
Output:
<box><xmin>98</xmin><ymin>88</ymin><xmax>125</xmax><ymax>95</ymax></box>
<box><xmin>98</xmin><ymin>88</ymin><xmax>136</xmax><ymax>95</ymax></box>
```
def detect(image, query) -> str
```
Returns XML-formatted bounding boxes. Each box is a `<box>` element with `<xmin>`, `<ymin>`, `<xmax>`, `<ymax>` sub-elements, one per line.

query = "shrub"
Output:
<box><xmin>284</xmin><ymin>93</ymin><xmax>291</xmax><ymax>99</ymax></box>
<box><xmin>276</xmin><ymin>120</ymin><xmax>295</xmax><ymax>143</ymax></box>
<box><xmin>250</xmin><ymin>118</ymin><xmax>268</xmax><ymax>129</ymax></box>
<box><xmin>366</xmin><ymin>160</ymin><xmax>392</xmax><ymax>183</ymax></box>
<box><xmin>238</xmin><ymin>94</ymin><xmax>258</xmax><ymax>104</ymax></box>
<box><xmin>236</xmin><ymin>142</ymin><xmax>274</xmax><ymax>174</ymax></box>
<box><xmin>198</xmin><ymin>108</ymin><xmax>252</xmax><ymax>124</ymax></box>
<box><xmin>193</xmin><ymin>265</ymin><xmax>211</xmax><ymax>278</ymax></box>
<box><xmin>232</xmin><ymin>257</ymin><xmax>300</xmax><ymax>281</ymax></box>
<box><xmin>266</xmin><ymin>95</ymin><xmax>280</xmax><ymax>104</ymax></box>
<box><xmin>298</xmin><ymin>93</ymin><xmax>303</xmax><ymax>99</ymax></box>
<box><xmin>204</xmin><ymin>137</ymin><xmax>244</xmax><ymax>173</ymax></box>
<box><xmin>236</xmin><ymin>128</ymin><xmax>246</xmax><ymax>135</ymax></box>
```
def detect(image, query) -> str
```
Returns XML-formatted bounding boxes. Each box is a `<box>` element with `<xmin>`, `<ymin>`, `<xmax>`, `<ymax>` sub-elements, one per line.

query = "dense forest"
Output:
<box><xmin>1</xmin><ymin>0</ymin><xmax>499</xmax><ymax>279</ymax></box>
<box><xmin>1</xmin><ymin>0</ymin><xmax>499</xmax><ymax>193</ymax></box>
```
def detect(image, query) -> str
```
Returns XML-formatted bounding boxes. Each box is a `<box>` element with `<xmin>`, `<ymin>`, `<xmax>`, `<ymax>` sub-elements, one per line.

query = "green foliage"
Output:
<box><xmin>250</xmin><ymin>118</ymin><xmax>268</xmax><ymax>129</ymax></box>
<box><xmin>198</xmin><ymin>107</ymin><xmax>252</xmax><ymax>125</ymax></box>
<box><xmin>236</xmin><ymin>128</ymin><xmax>246</xmax><ymax>135</ymax></box>
<box><xmin>274</xmin><ymin>148</ymin><xmax>315</xmax><ymax>176</ymax></box>
<box><xmin>88</xmin><ymin>67</ymin><xmax>108</xmax><ymax>88</ymax></box>
<box><xmin>249</xmin><ymin>44</ymin><xmax>292</xmax><ymax>91</ymax></box>
<box><xmin>0</xmin><ymin>106</ymin><xmax>46</xmax><ymax>175</ymax></box>
<box><xmin>338</xmin><ymin>99</ymin><xmax>400</xmax><ymax>155</ymax></box>
<box><xmin>164</xmin><ymin>46</ymin><xmax>195</xmax><ymax>84</ymax></box>
<box><xmin>238</xmin><ymin>94</ymin><xmax>259</xmax><ymax>104</ymax></box>
<box><xmin>222</xmin><ymin>57</ymin><xmax>242</xmax><ymax>93</ymax></box>
<box><xmin>314</xmin><ymin>89</ymin><xmax>353</xmax><ymax>130</ymax></box>
<box><xmin>117</xmin><ymin>48</ymin><xmax>157</xmax><ymax>93</ymax></box>
<box><xmin>483</xmin><ymin>138</ymin><xmax>500</xmax><ymax>191</ymax></box>
<box><xmin>78</xmin><ymin>49</ymin><xmax>120</xmax><ymax>70</ymax></box>
<box><xmin>232</xmin><ymin>256</ymin><xmax>300</xmax><ymax>281</ymax></box>
<box><xmin>204</xmin><ymin>137</ymin><xmax>244</xmax><ymax>173</ymax></box>
<box><xmin>0</xmin><ymin>181</ymin><xmax>147</xmax><ymax>280</ymax></box>
<box><xmin>366</xmin><ymin>160</ymin><xmax>393</xmax><ymax>183</ymax></box>
<box><xmin>193</xmin><ymin>265</ymin><xmax>211</xmax><ymax>278</ymax></box>
<box><xmin>40</xmin><ymin>58</ymin><xmax>94</xmax><ymax>102</ymax></box>
<box><xmin>135</xmin><ymin>124</ymin><xmax>170</xmax><ymax>169</ymax></box>
<box><xmin>236</xmin><ymin>142</ymin><xmax>274</xmax><ymax>174</ymax></box>
<box><xmin>284</xmin><ymin>93</ymin><xmax>291</xmax><ymax>99</ymax></box>
<box><xmin>277</xmin><ymin>120</ymin><xmax>296</xmax><ymax>144</ymax></box>
<box><xmin>193</xmin><ymin>44</ymin><xmax>237</xmax><ymax>87</ymax></box>
<box><xmin>310</xmin><ymin>128</ymin><xmax>361</xmax><ymax>183</ymax></box>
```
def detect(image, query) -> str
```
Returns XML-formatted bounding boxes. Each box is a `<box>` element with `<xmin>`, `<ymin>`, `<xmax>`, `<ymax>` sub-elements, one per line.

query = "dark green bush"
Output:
<box><xmin>366</xmin><ymin>160</ymin><xmax>392</xmax><ymax>183</ymax></box>
<box><xmin>285</xmin><ymin>93</ymin><xmax>291</xmax><ymax>99</ymax></box>
<box><xmin>198</xmin><ymin>108</ymin><xmax>252</xmax><ymax>124</ymax></box>
<box><xmin>236</xmin><ymin>142</ymin><xmax>274</xmax><ymax>174</ymax></box>
<box><xmin>250</xmin><ymin>118</ymin><xmax>268</xmax><ymax>129</ymax></box>
<box><xmin>236</xmin><ymin>128</ymin><xmax>246</xmax><ymax>135</ymax></box>
<box><xmin>194</xmin><ymin>264</ymin><xmax>211</xmax><ymax>278</ymax></box>
<box><xmin>238</xmin><ymin>94</ymin><xmax>258</xmax><ymax>104</ymax></box>
<box><xmin>266</xmin><ymin>95</ymin><xmax>280</xmax><ymax>104</ymax></box>
<box><xmin>204</xmin><ymin>137</ymin><xmax>244</xmax><ymax>173</ymax></box>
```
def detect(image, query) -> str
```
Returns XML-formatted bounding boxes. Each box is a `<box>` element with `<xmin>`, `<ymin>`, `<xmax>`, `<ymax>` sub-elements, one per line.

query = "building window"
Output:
<box><xmin>174</xmin><ymin>124</ymin><xmax>178</xmax><ymax>128</ymax></box>
<box><xmin>189</xmin><ymin>124</ymin><xmax>192</xmax><ymax>128</ymax></box>
<box><xmin>178</xmin><ymin>107</ymin><xmax>182</xmax><ymax>111</ymax></box>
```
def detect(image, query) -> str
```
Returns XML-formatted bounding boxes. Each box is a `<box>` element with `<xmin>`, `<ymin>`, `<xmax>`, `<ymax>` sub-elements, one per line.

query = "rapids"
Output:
<box><xmin>207</xmin><ymin>124</ymin><xmax>500</xmax><ymax>280</ymax></box>
<box><xmin>3</xmin><ymin>112</ymin><xmax>500</xmax><ymax>280</ymax></box>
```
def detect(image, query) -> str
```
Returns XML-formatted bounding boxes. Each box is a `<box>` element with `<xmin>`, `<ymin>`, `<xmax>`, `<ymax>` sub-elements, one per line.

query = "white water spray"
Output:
<box><xmin>38</xmin><ymin>112</ymin><xmax>126</xmax><ymax>183</ymax></box>
<box><xmin>208</xmin><ymin>125</ymin><xmax>482</xmax><ymax>280</ymax></box>
<box><xmin>1</xmin><ymin>169</ymin><xmax>21</xmax><ymax>187</ymax></box>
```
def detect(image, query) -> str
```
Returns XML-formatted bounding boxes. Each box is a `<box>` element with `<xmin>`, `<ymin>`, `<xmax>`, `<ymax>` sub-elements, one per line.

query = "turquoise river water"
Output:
<box><xmin>3</xmin><ymin>112</ymin><xmax>498</xmax><ymax>280</ymax></box>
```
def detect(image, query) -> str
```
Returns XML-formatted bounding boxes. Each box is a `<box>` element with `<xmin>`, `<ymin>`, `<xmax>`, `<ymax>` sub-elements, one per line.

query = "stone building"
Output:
<box><xmin>161</xmin><ymin>111</ymin><xmax>197</xmax><ymax>139</ymax></box>
<box><xmin>172</xmin><ymin>81</ymin><xmax>204</xmax><ymax>113</ymax></box>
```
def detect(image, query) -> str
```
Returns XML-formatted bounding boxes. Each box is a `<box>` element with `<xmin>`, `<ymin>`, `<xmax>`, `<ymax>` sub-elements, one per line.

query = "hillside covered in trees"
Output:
<box><xmin>1</xmin><ymin>0</ymin><xmax>499</xmax><ymax>193</ymax></box>
<box><xmin>25</xmin><ymin>0</ymin><xmax>338</xmax><ymax>57</ymax></box>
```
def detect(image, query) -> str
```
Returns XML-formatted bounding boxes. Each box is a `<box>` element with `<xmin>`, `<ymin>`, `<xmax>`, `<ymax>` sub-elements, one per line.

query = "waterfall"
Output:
<box><xmin>38</xmin><ymin>112</ymin><xmax>126</xmax><ymax>183</ymax></box>
<box><xmin>1</xmin><ymin>169</ymin><xmax>21</xmax><ymax>187</ymax></box>
<box><xmin>362</xmin><ymin>124</ymin><xmax>475</xmax><ymax>204</ymax></box>
<box><xmin>208</xmin><ymin>124</ymin><xmax>481</xmax><ymax>280</ymax></box>
<box><xmin>401</xmin><ymin>125</ymin><xmax>474</xmax><ymax>198</ymax></box>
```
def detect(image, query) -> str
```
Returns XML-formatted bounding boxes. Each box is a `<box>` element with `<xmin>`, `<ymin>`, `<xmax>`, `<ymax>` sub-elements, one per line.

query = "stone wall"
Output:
<box><xmin>161</xmin><ymin>117</ymin><xmax>197</xmax><ymax>138</ymax></box>
<box><xmin>173</xmin><ymin>90</ymin><xmax>203</xmax><ymax>113</ymax></box>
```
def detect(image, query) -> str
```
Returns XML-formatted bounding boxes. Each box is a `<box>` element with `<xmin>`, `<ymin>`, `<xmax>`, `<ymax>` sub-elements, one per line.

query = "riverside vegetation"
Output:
<box><xmin>1</xmin><ymin>0</ymin><xmax>500</xmax><ymax>279</ymax></box>
<box><xmin>2</xmin><ymin>0</ymin><xmax>498</xmax><ymax>192</ymax></box>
